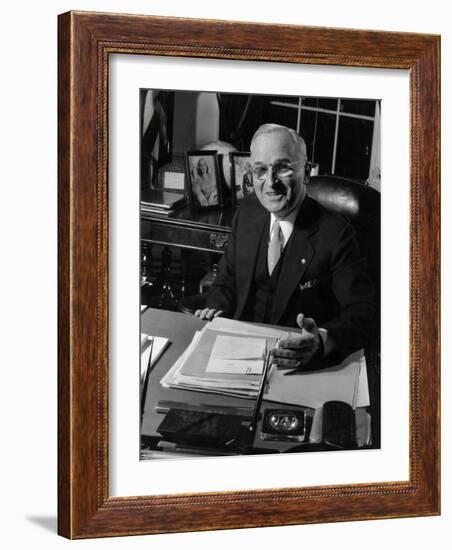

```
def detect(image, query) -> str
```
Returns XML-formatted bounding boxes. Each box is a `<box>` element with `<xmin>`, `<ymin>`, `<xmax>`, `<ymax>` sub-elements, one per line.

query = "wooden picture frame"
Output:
<box><xmin>58</xmin><ymin>11</ymin><xmax>440</xmax><ymax>538</ymax></box>
<box><xmin>185</xmin><ymin>150</ymin><xmax>224</xmax><ymax>210</ymax></box>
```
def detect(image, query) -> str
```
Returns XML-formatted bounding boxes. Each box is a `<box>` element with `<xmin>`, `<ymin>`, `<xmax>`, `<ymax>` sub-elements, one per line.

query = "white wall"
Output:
<box><xmin>0</xmin><ymin>1</ymin><xmax>449</xmax><ymax>548</ymax></box>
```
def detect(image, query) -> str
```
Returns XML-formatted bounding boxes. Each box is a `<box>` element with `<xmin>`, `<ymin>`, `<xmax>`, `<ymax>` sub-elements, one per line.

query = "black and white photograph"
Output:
<box><xmin>140</xmin><ymin>88</ymin><xmax>381</xmax><ymax>459</ymax></box>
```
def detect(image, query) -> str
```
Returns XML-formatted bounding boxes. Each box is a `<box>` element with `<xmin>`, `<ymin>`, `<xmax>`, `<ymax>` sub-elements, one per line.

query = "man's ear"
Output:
<box><xmin>304</xmin><ymin>161</ymin><xmax>312</xmax><ymax>183</ymax></box>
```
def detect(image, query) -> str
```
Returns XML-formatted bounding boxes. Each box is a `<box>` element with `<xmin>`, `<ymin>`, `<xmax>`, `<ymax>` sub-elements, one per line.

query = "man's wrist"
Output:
<box><xmin>304</xmin><ymin>328</ymin><xmax>325</xmax><ymax>370</ymax></box>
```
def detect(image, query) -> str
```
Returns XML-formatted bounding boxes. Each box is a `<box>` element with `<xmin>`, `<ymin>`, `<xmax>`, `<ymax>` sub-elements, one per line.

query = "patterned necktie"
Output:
<box><xmin>268</xmin><ymin>220</ymin><xmax>284</xmax><ymax>275</ymax></box>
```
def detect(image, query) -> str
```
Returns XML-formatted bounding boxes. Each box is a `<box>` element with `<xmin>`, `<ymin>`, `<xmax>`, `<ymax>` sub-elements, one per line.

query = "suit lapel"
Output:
<box><xmin>271</xmin><ymin>197</ymin><xmax>320</xmax><ymax>324</ymax></box>
<box><xmin>234</xmin><ymin>203</ymin><xmax>268</xmax><ymax>319</ymax></box>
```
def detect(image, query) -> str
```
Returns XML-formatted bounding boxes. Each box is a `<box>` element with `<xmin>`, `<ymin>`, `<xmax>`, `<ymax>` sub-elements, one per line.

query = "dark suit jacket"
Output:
<box><xmin>206</xmin><ymin>195</ymin><xmax>377</xmax><ymax>362</ymax></box>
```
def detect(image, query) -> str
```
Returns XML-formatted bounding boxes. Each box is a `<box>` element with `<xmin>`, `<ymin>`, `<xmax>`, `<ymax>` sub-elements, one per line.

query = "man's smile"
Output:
<box><xmin>266</xmin><ymin>190</ymin><xmax>285</xmax><ymax>198</ymax></box>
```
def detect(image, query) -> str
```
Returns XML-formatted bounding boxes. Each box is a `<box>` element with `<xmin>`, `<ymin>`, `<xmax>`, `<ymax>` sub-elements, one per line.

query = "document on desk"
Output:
<box><xmin>205</xmin><ymin>335</ymin><xmax>266</xmax><ymax>375</ymax></box>
<box><xmin>160</xmin><ymin>319</ymin><xmax>284</xmax><ymax>398</ymax></box>
<box><xmin>265</xmin><ymin>348</ymin><xmax>369</xmax><ymax>409</ymax></box>
<box><xmin>176</xmin><ymin>327</ymin><xmax>276</xmax><ymax>395</ymax></box>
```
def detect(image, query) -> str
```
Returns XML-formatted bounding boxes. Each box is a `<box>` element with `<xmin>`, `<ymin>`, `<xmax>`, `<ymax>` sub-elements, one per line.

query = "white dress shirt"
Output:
<box><xmin>269</xmin><ymin>209</ymin><xmax>298</xmax><ymax>248</ymax></box>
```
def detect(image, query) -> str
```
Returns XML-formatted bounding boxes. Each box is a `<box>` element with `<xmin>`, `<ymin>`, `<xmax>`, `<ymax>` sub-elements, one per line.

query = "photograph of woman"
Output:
<box><xmin>186</xmin><ymin>152</ymin><xmax>222</xmax><ymax>208</ymax></box>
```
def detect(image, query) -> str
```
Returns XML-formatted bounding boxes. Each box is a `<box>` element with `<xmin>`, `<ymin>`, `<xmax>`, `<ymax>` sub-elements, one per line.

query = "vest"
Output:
<box><xmin>242</xmin><ymin>224</ymin><xmax>287</xmax><ymax>324</ymax></box>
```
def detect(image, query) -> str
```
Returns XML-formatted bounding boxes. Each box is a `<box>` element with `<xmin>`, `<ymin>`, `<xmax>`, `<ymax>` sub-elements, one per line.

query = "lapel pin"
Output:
<box><xmin>300</xmin><ymin>258</ymin><xmax>306</xmax><ymax>264</ymax></box>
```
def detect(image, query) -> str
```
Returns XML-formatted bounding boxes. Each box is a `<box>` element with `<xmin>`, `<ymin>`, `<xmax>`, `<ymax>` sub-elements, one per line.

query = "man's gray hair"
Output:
<box><xmin>250</xmin><ymin>123</ymin><xmax>307</xmax><ymax>161</ymax></box>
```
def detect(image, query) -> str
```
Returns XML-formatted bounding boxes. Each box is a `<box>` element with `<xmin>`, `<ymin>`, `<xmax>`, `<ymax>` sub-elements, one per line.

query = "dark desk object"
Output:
<box><xmin>141</xmin><ymin>204</ymin><xmax>234</xmax><ymax>254</ymax></box>
<box><xmin>140</xmin><ymin>308</ymin><xmax>365</xmax><ymax>457</ymax></box>
<box><xmin>140</xmin><ymin>205</ymin><xmax>234</xmax><ymax>309</ymax></box>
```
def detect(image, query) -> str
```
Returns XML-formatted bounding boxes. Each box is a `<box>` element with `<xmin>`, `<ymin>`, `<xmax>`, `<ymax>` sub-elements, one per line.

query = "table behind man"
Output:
<box><xmin>195</xmin><ymin>123</ymin><xmax>376</xmax><ymax>370</ymax></box>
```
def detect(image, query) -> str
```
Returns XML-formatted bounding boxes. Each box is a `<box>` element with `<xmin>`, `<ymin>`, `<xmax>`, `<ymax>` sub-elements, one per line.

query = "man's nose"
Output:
<box><xmin>265</xmin><ymin>167</ymin><xmax>277</xmax><ymax>187</ymax></box>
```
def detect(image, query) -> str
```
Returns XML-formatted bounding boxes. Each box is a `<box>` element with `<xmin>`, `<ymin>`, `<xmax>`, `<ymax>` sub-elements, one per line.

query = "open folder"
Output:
<box><xmin>160</xmin><ymin>317</ymin><xmax>369</xmax><ymax>408</ymax></box>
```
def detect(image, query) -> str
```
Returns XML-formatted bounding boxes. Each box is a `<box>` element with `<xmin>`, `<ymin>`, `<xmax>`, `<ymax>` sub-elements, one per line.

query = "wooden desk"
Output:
<box><xmin>140</xmin><ymin>308</ymin><xmax>370</xmax><ymax>457</ymax></box>
<box><xmin>141</xmin><ymin>205</ymin><xmax>234</xmax><ymax>254</ymax></box>
<box><xmin>141</xmin><ymin>308</ymin><xmax>257</xmax><ymax>452</ymax></box>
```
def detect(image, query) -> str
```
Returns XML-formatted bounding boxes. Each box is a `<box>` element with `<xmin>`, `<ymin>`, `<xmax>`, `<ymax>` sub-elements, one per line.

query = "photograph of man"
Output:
<box><xmin>195</xmin><ymin>123</ymin><xmax>376</xmax><ymax>371</ymax></box>
<box><xmin>241</xmin><ymin>165</ymin><xmax>254</xmax><ymax>198</ymax></box>
<box><xmin>233</xmin><ymin>156</ymin><xmax>254</xmax><ymax>201</ymax></box>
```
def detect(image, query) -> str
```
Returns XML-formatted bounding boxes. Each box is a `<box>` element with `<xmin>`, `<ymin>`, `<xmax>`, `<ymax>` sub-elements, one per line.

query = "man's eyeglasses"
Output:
<box><xmin>248</xmin><ymin>160</ymin><xmax>300</xmax><ymax>181</ymax></box>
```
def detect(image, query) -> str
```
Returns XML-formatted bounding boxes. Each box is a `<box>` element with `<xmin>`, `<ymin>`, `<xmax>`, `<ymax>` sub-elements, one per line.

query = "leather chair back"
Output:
<box><xmin>307</xmin><ymin>175</ymin><xmax>380</xmax><ymax>294</ymax></box>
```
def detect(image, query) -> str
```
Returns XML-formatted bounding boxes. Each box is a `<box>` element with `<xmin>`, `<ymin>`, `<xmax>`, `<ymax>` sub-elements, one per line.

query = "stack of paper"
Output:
<box><xmin>160</xmin><ymin>317</ymin><xmax>285</xmax><ymax>398</ymax></box>
<box><xmin>160</xmin><ymin>317</ymin><xmax>369</xmax><ymax>407</ymax></box>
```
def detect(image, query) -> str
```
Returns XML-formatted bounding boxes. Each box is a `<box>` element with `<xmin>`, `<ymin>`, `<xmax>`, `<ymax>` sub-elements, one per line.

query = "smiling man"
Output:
<box><xmin>250</xmin><ymin>124</ymin><xmax>307</xmax><ymax>218</ymax></box>
<box><xmin>195</xmin><ymin>123</ymin><xmax>376</xmax><ymax>370</ymax></box>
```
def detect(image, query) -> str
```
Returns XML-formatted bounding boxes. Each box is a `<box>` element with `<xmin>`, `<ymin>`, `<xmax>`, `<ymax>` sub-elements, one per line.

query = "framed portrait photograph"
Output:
<box><xmin>185</xmin><ymin>150</ymin><xmax>223</xmax><ymax>209</ymax></box>
<box><xmin>58</xmin><ymin>11</ymin><xmax>440</xmax><ymax>539</ymax></box>
<box><xmin>230</xmin><ymin>151</ymin><xmax>254</xmax><ymax>206</ymax></box>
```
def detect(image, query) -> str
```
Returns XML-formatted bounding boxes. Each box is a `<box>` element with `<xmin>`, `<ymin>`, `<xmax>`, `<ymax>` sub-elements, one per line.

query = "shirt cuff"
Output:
<box><xmin>318</xmin><ymin>328</ymin><xmax>328</xmax><ymax>348</ymax></box>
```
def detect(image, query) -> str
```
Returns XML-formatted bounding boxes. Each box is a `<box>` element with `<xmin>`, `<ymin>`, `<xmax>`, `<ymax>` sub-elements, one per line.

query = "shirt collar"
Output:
<box><xmin>269</xmin><ymin>195</ymin><xmax>305</xmax><ymax>247</ymax></box>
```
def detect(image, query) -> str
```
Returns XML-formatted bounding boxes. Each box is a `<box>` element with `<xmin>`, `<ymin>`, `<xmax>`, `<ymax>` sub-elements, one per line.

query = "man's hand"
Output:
<box><xmin>272</xmin><ymin>313</ymin><xmax>322</xmax><ymax>370</ymax></box>
<box><xmin>194</xmin><ymin>308</ymin><xmax>224</xmax><ymax>321</ymax></box>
